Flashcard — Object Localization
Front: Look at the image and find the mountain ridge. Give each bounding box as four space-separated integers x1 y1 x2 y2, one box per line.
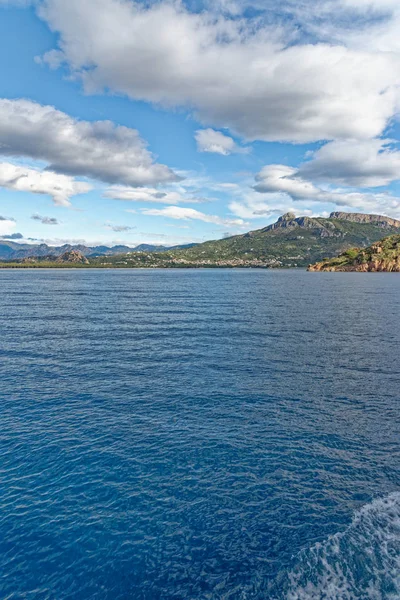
0 240 197 260
124 211 400 268
2 212 400 268
329 212 400 228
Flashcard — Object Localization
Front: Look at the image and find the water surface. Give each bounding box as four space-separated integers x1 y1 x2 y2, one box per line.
0 269 399 599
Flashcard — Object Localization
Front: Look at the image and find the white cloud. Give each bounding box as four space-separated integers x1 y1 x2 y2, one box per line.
142 205 246 226
36 0 400 143
299 139 400 187
229 195 298 220
34 49 65 69
0 162 91 206
195 129 247 155
254 165 319 198
104 186 206 204
253 163 400 217
313 0 400 54
0 216 16 237
0 98 179 186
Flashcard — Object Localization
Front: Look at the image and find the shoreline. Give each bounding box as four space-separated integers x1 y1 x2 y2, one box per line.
0 264 300 270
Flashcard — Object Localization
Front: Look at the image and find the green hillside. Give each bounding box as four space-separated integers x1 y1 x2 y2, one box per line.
309 235 400 272
2 212 400 269
89 212 400 268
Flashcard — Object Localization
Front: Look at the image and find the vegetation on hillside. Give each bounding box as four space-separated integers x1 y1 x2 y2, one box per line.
1 213 400 269
87 214 400 268
308 235 400 271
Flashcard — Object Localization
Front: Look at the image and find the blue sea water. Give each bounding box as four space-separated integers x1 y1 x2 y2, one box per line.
0 268 399 600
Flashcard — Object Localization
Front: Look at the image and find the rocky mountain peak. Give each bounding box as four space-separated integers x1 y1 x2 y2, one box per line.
59 250 89 264
278 212 296 222
330 212 400 228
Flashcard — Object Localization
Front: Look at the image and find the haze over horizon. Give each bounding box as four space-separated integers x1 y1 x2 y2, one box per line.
2 0 400 247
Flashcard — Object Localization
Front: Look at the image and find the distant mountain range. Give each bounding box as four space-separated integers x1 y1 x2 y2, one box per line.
0 240 197 260
2 212 400 268
105 211 399 269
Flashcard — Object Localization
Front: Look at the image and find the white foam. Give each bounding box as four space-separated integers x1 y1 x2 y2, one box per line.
286 493 400 600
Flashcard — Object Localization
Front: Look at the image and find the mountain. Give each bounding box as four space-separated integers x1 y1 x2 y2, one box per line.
21 250 90 265
329 212 400 228
0 240 196 260
57 250 90 264
2 212 400 269
106 211 399 269
308 235 400 272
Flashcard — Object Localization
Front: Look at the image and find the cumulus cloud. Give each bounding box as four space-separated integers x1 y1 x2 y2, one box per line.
104 186 206 204
195 129 248 155
299 139 400 187
0 98 180 186
31 214 59 225
254 165 319 198
253 163 400 217
0 162 91 206
34 49 65 69
36 0 400 143
229 194 301 220
142 206 245 226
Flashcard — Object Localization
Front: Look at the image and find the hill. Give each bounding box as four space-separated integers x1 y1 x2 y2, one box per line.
308 235 400 272
88 211 400 268
0 240 196 260
2 212 400 269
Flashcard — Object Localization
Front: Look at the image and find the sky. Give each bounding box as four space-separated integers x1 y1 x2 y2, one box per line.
2 0 400 247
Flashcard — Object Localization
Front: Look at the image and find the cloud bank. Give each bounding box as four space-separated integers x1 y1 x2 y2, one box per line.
0 162 91 206
299 139 400 188
253 163 400 217
38 0 400 143
142 206 245 226
104 186 207 204
0 98 180 187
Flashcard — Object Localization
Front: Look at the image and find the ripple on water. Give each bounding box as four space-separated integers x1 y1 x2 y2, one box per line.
0 269 399 599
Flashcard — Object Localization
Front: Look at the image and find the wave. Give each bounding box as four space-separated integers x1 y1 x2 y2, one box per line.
285 493 400 600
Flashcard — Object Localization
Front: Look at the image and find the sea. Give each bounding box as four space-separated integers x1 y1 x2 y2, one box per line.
0 268 399 600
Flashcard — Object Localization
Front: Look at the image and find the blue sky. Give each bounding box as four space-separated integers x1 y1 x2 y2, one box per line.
1 0 400 247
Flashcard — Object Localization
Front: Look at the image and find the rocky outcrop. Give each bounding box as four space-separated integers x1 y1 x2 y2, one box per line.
266 211 400 234
261 212 337 237
58 250 89 264
308 235 400 271
330 212 400 229
21 250 90 265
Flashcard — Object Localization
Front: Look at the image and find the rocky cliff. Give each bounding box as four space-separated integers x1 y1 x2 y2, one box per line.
261 212 337 237
21 250 90 265
58 250 89 264
329 212 400 229
132 211 400 268
308 235 400 272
